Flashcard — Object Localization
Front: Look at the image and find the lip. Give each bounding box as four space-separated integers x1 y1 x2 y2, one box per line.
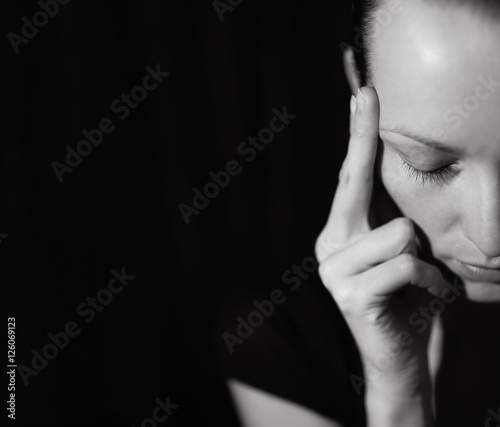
451 259 500 283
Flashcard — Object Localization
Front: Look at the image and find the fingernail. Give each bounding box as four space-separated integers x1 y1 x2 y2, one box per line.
357 87 367 107
350 95 357 115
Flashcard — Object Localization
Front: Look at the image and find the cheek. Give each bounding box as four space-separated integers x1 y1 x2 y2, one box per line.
378 146 456 242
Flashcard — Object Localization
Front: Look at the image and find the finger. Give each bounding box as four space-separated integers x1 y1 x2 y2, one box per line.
332 87 380 229
318 218 417 278
354 254 446 301
321 86 381 251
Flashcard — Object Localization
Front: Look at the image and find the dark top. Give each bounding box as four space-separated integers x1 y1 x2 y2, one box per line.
214 274 500 427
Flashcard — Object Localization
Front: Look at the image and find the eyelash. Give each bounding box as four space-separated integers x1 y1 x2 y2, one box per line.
399 160 457 185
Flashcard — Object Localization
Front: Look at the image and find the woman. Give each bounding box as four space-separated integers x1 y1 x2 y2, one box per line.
218 1 500 425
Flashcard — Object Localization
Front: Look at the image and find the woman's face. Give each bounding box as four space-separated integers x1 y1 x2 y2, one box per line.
370 1 500 301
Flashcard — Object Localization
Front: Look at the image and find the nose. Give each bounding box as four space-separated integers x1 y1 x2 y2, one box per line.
463 168 500 258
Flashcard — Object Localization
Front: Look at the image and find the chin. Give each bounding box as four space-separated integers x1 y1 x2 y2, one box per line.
461 280 500 303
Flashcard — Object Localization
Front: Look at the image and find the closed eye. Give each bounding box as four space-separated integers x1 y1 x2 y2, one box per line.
399 160 459 185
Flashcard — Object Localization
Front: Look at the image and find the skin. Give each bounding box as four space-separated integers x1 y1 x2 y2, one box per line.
231 2 500 426
317 87 439 427
371 1 500 301
316 1 500 425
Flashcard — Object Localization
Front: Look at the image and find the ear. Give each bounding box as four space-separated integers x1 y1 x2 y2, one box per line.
343 46 361 95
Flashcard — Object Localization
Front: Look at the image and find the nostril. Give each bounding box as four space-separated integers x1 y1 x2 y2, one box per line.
462 212 500 260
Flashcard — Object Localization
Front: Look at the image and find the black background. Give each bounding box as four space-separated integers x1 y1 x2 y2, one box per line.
2 1 352 425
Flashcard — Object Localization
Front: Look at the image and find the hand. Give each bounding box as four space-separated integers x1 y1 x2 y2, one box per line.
315 87 446 408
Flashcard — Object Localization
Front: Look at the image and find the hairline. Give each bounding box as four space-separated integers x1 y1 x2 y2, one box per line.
355 0 500 86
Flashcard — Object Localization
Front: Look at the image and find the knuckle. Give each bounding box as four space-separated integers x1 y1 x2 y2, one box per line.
332 284 356 312
318 260 336 283
314 237 324 261
392 217 415 247
316 232 345 262
314 244 322 262
315 235 333 262
397 253 418 274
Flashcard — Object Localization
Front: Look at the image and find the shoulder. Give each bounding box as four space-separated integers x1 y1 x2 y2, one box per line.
213 276 366 425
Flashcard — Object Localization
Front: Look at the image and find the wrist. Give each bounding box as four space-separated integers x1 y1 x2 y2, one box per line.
365 381 433 427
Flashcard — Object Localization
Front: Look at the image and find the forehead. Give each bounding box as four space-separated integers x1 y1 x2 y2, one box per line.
370 1 500 153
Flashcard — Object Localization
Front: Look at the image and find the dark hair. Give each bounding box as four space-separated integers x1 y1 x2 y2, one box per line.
351 0 377 86
352 0 377 86
351 0 500 86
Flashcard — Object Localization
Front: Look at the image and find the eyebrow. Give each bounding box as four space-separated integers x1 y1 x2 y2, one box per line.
379 127 457 154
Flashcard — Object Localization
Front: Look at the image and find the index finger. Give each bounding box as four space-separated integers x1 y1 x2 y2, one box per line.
317 86 380 259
